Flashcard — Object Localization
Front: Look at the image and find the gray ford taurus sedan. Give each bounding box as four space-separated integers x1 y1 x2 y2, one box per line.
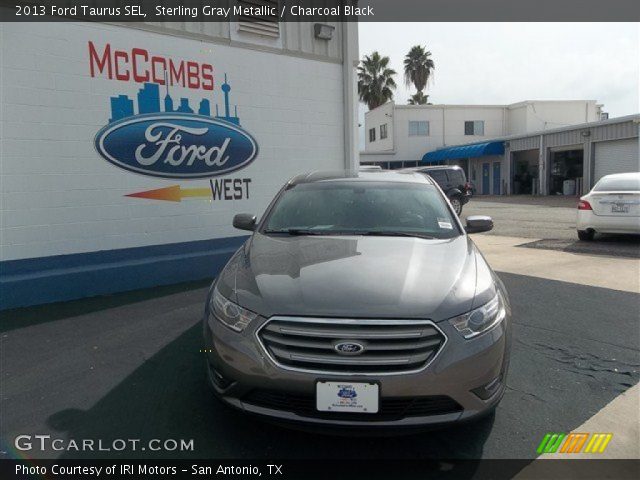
203 170 511 429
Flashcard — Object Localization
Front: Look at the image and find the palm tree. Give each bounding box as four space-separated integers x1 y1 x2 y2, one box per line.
357 52 397 110
407 91 430 105
403 45 434 102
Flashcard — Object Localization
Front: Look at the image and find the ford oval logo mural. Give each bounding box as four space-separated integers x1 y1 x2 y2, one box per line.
94 76 258 180
95 113 258 179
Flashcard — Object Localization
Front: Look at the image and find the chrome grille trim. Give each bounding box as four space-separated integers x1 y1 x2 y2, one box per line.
255 316 447 376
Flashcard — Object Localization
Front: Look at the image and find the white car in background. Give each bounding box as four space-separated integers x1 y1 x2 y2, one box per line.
577 172 640 241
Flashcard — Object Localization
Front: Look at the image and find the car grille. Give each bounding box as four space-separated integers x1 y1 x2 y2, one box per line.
243 390 462 421
257 317 446 374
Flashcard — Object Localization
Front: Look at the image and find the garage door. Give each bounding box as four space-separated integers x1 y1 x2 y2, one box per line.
594 138 639 183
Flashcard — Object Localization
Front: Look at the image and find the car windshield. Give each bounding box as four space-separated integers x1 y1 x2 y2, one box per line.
593 176 640 192
263 181 461 239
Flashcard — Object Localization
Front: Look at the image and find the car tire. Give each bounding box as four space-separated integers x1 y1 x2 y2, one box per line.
450 196 463 216
577 229 594 241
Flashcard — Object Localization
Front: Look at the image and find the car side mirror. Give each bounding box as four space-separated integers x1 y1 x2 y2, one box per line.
465 215 493 234
233 213 257 231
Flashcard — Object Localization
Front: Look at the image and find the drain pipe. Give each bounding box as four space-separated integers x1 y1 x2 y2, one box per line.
342 22 359 169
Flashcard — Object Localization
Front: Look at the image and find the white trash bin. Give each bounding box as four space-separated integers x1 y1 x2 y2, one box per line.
563 179 576 196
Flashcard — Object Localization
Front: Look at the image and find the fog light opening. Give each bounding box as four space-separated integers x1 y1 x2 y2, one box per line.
208 362 233 390
472 375 503 400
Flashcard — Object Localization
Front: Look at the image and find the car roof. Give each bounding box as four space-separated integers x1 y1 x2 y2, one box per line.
288 170 434 186
599 172 640 180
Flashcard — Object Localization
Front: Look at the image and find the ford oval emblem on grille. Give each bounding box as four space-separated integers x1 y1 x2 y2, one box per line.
334 341 365 355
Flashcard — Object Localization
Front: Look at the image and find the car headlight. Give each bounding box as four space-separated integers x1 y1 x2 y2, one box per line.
448 292 506 339
210 286 258 332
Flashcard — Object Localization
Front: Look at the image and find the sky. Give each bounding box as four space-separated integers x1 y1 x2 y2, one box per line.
358 22 639 146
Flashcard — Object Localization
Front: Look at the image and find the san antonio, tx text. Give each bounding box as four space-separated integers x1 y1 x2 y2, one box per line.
17 464 283 477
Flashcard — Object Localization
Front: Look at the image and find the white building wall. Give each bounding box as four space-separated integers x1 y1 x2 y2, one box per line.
364 102 393 152
439 106 505 147
522 101 600 133
132 19 346 63
506 105 528 135
0 21 350 262
393 107 446 160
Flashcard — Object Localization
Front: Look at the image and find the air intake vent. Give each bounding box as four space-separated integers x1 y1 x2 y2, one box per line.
237 0 280 38
257 317 446 374
243 390 462 421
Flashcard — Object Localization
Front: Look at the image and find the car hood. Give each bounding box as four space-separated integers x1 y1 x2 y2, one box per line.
219 233 495 322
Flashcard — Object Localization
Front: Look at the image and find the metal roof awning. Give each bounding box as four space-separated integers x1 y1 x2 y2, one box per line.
422 141 505 163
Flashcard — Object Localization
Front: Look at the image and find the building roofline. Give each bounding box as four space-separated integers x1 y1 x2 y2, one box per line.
434 114 640 148
393 100 600 110
506 99 599 108
364 101 395 115
393 104 506 109
497 113 639 142
364 99 602 115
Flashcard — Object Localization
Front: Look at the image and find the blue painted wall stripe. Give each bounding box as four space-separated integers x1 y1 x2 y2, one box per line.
0 236 249 310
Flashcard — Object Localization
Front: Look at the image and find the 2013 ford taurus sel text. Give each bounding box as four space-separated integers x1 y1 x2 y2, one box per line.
202 170 511 429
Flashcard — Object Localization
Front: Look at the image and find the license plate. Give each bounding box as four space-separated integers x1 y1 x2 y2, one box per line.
316 381 379 413
611 203 629 213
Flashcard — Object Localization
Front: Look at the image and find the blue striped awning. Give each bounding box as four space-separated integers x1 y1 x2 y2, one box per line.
422 141 505 163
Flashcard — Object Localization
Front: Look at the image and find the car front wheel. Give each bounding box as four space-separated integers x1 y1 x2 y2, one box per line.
450 196 463 215
577 229 594 241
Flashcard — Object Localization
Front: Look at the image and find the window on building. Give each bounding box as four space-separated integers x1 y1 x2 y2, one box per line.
409 121 429 136
380 124 388 139
237 0 280 37
369 128 376 142
465 121 485 136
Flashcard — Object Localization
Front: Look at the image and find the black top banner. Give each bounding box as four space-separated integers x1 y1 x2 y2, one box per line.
0 0 639 22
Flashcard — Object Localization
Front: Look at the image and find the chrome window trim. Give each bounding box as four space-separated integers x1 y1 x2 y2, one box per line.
255 316 448 376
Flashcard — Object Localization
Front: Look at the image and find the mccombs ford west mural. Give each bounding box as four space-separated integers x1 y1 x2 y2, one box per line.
92 41 257 201
1 21 350 309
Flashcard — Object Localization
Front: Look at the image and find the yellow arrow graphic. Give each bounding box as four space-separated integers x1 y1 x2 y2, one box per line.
125 185 212 202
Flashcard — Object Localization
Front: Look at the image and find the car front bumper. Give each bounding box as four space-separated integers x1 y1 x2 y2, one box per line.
202 312 511 429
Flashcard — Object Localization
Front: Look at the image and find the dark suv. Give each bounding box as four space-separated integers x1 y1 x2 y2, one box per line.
404 166 472 215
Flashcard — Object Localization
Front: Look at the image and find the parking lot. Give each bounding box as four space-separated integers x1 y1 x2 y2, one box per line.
2 198 639 461
464 195 580 240
465 196 640 259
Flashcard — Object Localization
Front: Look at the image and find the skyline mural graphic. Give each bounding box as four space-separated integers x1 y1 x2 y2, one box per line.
108 73 240 125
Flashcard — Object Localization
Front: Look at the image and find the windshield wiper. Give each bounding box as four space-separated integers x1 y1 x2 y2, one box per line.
264 228 328 235
359 231 437 240
264 229 437 239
